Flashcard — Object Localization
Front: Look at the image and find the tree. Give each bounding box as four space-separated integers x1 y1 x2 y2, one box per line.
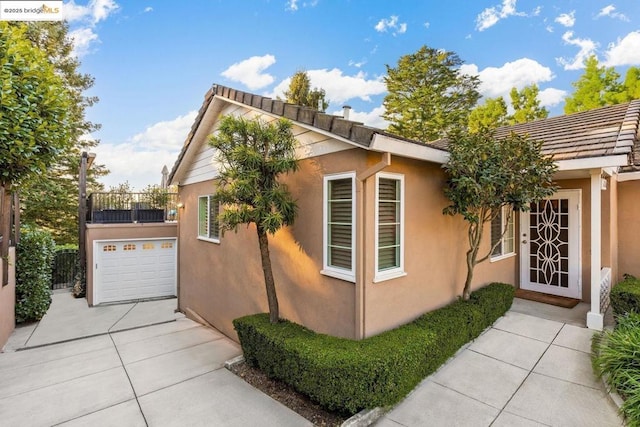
564 56 622 114
283 70 328 111
0 22 72 279
383 45 480 142
443 129 557 300
209 115 298 323
14 22 107 244
509 84 549 124
617 67 640 102
468 97 508 133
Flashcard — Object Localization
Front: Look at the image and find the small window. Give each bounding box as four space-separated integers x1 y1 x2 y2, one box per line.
322 173 356 282
375 173 405 281
142 243 155 250
123 244 136 251
198 195 220 242
491 206 515 259
103 245 116 252
161 242 173 249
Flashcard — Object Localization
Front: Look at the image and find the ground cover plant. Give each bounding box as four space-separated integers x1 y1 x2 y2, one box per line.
234 282 514 415
610 274 640 318
592 312 640 426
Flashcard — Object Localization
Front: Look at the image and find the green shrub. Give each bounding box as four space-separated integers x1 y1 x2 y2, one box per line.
15 227 56 323
611 275 640 318
234 282 514 414
592 313 640 426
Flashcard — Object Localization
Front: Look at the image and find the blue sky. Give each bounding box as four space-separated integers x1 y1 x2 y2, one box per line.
62 0 640 189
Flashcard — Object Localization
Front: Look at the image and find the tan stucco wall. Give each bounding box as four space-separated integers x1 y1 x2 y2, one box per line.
0 247 16 350
618 180 640 280
362 157 517 337
86 223 178 305
178 150 519 341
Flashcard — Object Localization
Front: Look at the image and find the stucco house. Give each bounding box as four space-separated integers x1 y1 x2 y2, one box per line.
169 84 640 341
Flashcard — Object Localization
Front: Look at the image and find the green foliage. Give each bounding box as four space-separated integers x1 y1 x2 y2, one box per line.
140 184 170 209
234 283 514 414
564 56 623 114
592 313 640 426
509 85 549 124
283 70 329 111
383 45 480 142
468 97 508 133
0 22 72 189
443 130 557 298
15 227 56 322
617 67 640 103
610 275 640 318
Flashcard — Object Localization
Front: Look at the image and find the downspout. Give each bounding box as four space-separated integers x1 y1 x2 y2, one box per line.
355 151 391 339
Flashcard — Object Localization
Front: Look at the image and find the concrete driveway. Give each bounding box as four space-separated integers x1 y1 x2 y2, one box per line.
0 317 310 426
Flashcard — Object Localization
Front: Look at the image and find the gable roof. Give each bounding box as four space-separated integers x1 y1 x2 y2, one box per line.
169 84 640 185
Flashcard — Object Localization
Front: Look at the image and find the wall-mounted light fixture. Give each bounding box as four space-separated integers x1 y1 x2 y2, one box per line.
177 202 184 209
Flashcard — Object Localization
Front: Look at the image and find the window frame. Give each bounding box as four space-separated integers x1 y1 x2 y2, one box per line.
374 172 406 282
490 205 516 262
197 195 220 244
321 172 356 282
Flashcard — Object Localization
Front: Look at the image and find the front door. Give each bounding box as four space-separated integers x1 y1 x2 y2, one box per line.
520 190 581 299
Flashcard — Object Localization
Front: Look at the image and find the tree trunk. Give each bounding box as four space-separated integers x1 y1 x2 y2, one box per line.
463 247 474 300
462 221 483 300
256 227 279 323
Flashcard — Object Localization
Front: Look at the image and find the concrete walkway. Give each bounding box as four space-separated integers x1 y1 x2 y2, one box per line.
376 309 623 427
0 317 311 426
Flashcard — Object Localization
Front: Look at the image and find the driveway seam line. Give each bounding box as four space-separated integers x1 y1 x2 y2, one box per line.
48 398 138 427
124 337 221 366
109 333 149 427
429 377 504 411
467 348 534 372
108 302 139 333
135 367 220 398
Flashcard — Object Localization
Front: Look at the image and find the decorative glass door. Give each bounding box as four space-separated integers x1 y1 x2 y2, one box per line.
520 190 581 299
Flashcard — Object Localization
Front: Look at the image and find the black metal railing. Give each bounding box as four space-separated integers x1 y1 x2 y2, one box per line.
51 249 79 290
87 192 179 224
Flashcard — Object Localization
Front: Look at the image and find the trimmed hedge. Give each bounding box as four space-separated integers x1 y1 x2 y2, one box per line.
234 282 514 414
16 228 56 323
611 275 640 318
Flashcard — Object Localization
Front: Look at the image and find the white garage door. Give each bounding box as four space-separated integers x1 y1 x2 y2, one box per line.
94 238 177 305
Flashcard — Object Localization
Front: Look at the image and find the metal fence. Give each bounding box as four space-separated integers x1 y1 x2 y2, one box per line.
51 249 79 290
87 192 179 223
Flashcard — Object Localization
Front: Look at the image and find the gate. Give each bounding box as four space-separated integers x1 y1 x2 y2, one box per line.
51 249 79 290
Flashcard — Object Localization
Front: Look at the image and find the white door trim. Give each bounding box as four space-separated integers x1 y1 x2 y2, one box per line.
519 189 582 299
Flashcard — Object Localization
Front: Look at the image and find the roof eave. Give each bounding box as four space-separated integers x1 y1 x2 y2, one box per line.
370 134 449 164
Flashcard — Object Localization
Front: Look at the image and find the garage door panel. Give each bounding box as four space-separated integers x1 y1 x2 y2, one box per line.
95 239 177 305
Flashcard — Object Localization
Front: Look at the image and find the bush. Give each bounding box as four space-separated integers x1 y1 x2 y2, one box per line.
592 313 640 426
234 282 514 414
15 227 56 323
611 275 640 318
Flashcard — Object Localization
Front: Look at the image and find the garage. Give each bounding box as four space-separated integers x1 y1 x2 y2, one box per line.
93 238 177 305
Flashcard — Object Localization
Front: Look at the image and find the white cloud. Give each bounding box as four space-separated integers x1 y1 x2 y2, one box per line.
348 59 366 68
286 0 298 11
603 31 640 66
538 88 567 108
69 27 99 57
221 54 276 90
143 6 153 13
96 111 198 190
476 0 521 31
596 4 629 21
556 31 598 70
331 105 389 129
424 21 430 29
460 58 554 99
268 69 386 104
375 15 407 36
555 11 575 28
91 0 118 23
62 0 90 21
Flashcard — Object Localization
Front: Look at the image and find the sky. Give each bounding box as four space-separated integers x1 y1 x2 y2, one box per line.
61 0 640 190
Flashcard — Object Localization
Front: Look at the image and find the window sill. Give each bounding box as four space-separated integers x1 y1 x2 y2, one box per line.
373 270 407 283
321 269 355 283
198 236 220 244
490 252 516 263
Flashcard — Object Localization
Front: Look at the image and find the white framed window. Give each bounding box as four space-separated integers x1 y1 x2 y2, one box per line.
322 173 356 282
491 206 515 260
374 172 406 282
198 195 220 243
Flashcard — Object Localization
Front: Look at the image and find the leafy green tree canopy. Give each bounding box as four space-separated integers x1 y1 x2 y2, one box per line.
564 55 622 114
383 45 480 142
509 84 549 124
283 70 329 111
443 129 557 299
209 115 299 323
468 97 508 133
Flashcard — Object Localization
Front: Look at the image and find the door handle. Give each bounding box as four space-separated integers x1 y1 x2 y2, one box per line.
522 240 527 244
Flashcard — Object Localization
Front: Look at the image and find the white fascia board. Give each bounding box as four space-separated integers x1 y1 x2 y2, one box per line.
555 155 629 171
617 171 640 181
370 134 449 164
